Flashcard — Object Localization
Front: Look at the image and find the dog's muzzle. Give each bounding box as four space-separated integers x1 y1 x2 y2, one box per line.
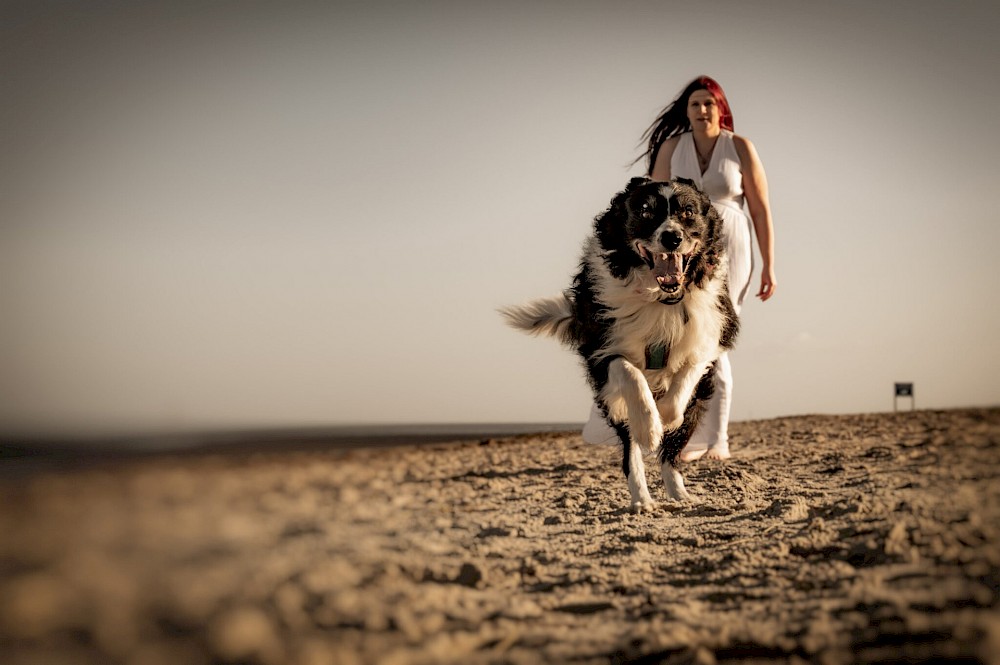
636 244 689 301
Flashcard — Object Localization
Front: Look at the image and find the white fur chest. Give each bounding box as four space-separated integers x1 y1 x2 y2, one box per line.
587 245 727 383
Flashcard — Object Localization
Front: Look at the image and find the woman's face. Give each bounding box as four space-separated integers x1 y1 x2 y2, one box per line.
687 89 720 131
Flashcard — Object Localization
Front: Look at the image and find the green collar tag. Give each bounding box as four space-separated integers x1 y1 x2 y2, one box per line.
646 342 667 370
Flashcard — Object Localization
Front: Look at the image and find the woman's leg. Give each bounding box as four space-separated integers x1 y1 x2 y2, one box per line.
703 352 733 459
679 352 732 461
681 212 750 462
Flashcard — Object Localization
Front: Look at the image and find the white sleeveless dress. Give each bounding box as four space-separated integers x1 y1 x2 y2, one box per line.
668 129 752 455
581 130 753 456
671 130 753 310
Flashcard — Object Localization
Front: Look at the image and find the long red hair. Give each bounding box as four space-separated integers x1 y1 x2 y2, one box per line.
639 76 735 175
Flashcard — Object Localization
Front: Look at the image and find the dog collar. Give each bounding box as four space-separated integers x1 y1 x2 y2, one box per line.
646 343 668 370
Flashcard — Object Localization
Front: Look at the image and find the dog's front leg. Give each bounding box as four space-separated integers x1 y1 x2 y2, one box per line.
660 461 693 502
604 421 656 513
600 358 660 513
601 358 663 454
658 361 712 431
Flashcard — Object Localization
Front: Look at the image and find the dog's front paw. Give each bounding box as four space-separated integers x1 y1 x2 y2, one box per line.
664 484 692 502
660 406 684 432
630 403 663 454
644 416 665 453
663 414 684 432
661 465 693 502
630 496 657 514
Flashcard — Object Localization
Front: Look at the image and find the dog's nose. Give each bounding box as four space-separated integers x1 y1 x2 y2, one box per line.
660 230 683 251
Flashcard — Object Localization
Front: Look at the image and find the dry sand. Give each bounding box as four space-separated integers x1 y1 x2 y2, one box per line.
1 407 999 664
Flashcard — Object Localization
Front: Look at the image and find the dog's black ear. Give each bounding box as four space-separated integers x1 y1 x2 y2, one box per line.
594 178 647 245
673 176 696 188
594 178 647 278
626 175 652 190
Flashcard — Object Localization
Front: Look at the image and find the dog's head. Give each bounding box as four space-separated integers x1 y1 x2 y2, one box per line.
595 177 723 304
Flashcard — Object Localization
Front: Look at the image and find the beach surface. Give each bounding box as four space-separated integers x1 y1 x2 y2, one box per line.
2 407 999 664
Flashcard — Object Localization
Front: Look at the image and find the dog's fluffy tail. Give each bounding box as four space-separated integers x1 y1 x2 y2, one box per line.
499 293 576 346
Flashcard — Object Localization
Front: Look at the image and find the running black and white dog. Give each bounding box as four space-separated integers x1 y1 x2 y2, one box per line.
502 177 738 512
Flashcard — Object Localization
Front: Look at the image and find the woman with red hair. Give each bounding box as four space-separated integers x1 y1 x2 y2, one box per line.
583 76 776 462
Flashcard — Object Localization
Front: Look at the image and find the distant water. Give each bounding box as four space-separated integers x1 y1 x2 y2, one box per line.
1 422 585 458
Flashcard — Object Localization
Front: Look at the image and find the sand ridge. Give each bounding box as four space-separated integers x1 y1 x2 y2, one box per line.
1 408 999 664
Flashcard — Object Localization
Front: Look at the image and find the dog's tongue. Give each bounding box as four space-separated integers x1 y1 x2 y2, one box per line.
653 252 685 287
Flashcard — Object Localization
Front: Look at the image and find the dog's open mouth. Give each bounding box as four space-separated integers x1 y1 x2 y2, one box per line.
636 244 689 295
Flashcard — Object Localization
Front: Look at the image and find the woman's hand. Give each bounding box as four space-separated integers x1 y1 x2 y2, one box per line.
757 267 776 301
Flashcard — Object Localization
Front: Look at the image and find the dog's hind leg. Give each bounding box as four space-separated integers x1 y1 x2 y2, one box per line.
613 422 657 513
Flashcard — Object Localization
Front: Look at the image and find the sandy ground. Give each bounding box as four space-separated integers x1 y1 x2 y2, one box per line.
1 407 999 665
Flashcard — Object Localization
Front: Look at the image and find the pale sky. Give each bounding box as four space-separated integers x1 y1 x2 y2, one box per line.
2 0 999 436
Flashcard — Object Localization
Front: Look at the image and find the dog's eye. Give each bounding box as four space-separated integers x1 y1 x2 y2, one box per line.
640 204 653 219
684 205 694 215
